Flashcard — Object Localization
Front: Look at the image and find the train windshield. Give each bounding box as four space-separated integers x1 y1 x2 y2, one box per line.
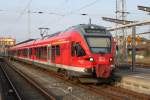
86 37 111 54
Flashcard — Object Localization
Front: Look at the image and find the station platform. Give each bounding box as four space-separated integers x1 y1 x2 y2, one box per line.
115 67 150 95
0 71 2 100
0 85 2 100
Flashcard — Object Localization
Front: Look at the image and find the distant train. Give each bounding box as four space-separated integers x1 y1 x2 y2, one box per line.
9 24 116 82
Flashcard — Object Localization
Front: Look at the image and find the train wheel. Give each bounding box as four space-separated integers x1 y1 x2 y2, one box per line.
64 71 70 80
72 77 80 83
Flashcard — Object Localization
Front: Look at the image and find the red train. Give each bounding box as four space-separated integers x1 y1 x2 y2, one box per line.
9 24 116 82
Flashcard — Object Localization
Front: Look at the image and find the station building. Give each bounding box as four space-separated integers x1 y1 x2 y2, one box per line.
0 37 16 56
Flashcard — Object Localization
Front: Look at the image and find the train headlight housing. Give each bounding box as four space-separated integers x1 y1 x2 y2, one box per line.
110 65 115 69
85 57 94 62
89 57 94 62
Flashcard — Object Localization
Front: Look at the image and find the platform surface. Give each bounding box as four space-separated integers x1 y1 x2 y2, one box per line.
115 67 150 95
0 87 1 100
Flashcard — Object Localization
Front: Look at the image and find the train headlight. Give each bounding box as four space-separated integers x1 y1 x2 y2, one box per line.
89 57 94 62
109 58 113 62
85 57 94 62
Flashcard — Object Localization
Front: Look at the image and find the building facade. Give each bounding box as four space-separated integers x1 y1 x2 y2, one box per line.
0 37 16 56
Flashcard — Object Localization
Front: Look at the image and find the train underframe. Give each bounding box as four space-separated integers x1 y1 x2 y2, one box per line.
11 56 116 83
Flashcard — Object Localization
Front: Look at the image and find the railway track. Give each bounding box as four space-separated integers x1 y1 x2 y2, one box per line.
134 62 150 68
11 60 150 100
0 58 57 100
0 60 21 100
119 62 150 69
88 85 150 100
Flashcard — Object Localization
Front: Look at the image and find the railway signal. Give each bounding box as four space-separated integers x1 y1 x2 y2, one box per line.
102 16 135 63
107 20 150 72
127 35 141 45
136 35 141 44
127 35 132 44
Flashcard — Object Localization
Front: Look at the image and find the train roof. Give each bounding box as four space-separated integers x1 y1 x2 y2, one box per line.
64 24 111 36
10 24 112 50
16 39 36 45
72 24 106 30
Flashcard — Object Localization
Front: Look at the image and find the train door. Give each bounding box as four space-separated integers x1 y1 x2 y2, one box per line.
51 45 55 63
47 45 51 63
51 45 62 64
55 45 61 64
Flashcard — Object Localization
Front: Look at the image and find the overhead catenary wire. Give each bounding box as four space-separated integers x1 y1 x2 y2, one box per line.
66 0 100 16
15 0 32 22
1 0 33 39
44 0 101 30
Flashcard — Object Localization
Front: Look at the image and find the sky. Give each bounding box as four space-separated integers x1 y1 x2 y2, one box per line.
0 0 149 42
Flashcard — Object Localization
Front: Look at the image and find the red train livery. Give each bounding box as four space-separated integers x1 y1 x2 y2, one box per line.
9 24 116 80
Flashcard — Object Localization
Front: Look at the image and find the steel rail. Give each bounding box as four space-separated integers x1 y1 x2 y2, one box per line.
40 64 150 100
105 85 150 99
5 60 57 100
0 63 22 100
119 62 150 68
10 59 150 100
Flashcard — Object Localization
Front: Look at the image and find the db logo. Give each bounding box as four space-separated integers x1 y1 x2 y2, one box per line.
99 57 105 62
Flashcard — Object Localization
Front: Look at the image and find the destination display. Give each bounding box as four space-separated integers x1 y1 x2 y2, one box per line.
85 29 106 34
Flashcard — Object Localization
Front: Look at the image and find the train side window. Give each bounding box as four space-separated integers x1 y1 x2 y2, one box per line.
52 46 55 54
42 46 47 60
36 48 40 59
29 48 32 55
47 46 51 60
22 49 27 57
51 46 56 62
19 50 21 56
74 43 86 57
56 45 60 56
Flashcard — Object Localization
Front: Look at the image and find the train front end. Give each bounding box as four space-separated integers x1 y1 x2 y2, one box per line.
86 36 115 78
82 25 116 79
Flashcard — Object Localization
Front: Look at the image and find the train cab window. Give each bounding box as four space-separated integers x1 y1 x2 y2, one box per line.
71 42 75 56
72 43 86 57
56 45 60 56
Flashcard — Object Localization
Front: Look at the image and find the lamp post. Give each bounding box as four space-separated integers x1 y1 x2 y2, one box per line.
27 9 31 39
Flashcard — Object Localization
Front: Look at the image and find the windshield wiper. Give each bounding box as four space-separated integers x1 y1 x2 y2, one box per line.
98 51 105 54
